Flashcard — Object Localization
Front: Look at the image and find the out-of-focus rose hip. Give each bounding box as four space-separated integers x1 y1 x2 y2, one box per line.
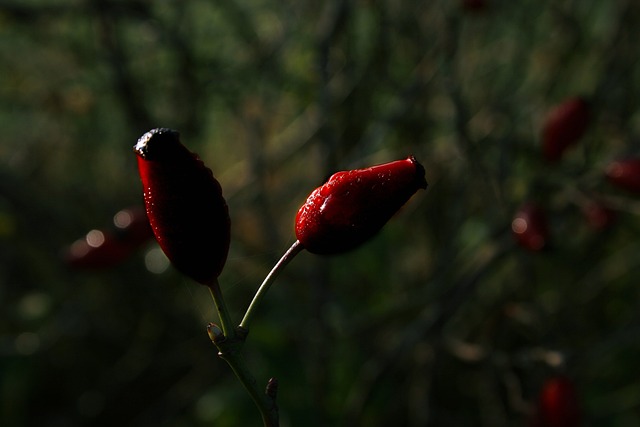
542 97 590 162
112 206 153 246
63 206 154 270
512 202 549 251
605 157 640 194
531 375 582 427
462 0 487 12
582 201 616 230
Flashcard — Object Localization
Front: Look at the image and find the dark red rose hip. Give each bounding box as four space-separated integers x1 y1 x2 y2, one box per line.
605 157 640 194
531 376 581 427
295 156 427 255
511 202 549 251
65 229 137 269
462 0 487 12
64 206 153 270
542 97 590 162
582 200 616 230
134 128 230 285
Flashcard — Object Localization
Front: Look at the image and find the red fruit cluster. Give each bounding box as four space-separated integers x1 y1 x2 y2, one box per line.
295 156 427 255
531 376 582 427
134 128 230 285
512 202 549 251
542 97 590 162
64 207 153 269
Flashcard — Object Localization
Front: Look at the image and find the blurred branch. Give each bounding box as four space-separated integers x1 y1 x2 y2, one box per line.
592 0 640 125
340 239 510 425
440 11 506 209
315 0 351 171
91 0 154 132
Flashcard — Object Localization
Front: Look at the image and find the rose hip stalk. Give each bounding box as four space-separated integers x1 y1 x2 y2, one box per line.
240 156 427 331
295 156 428 255
134 128 231 285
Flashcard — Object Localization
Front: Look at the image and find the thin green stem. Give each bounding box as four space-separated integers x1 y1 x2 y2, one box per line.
215 338 279 427
239 240 304 330
207 278 236 340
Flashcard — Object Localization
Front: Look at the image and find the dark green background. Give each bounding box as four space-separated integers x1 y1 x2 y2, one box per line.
1 0 640 425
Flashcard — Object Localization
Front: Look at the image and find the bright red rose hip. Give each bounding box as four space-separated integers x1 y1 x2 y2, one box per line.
134 128 230 285
295 156 427 255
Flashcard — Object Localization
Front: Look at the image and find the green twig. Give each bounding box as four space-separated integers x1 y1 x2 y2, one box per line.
239 240 304 330
206 241 303 427
207 278 236 340
208 325 279 427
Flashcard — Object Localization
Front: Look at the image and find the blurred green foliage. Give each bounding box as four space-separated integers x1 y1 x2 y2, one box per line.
2 0 640 426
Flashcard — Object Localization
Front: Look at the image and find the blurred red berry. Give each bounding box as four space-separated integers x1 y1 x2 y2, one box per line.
64 206 154 270
134 128 230 285
605 157 640 194
295 156 427 255
112 206 154 245
542 97 590 162
582 201 616 230
532 376 582 427
65 229 134 269
462 0 487 12
512 202 549 251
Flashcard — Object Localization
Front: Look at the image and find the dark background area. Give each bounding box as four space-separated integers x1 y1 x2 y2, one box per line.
1 0 640 425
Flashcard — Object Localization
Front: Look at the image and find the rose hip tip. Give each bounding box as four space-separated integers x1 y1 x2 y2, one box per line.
133 128 180 160
408 156 428 189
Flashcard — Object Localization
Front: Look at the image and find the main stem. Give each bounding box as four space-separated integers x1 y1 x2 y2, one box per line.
239 240 304 330
213 335 279 427
207 241 303 427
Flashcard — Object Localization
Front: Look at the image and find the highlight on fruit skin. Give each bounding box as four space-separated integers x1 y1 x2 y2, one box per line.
605 157 640 194
295 156 427 255
511 202 549 251
134 128 230 285
541 97 590 162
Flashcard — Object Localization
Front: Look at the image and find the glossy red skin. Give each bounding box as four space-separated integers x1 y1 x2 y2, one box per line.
134 128 230 285
531 376 581 427
605 158 640 194
295 156 427 255
542 97 590 162
512 202 549 251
